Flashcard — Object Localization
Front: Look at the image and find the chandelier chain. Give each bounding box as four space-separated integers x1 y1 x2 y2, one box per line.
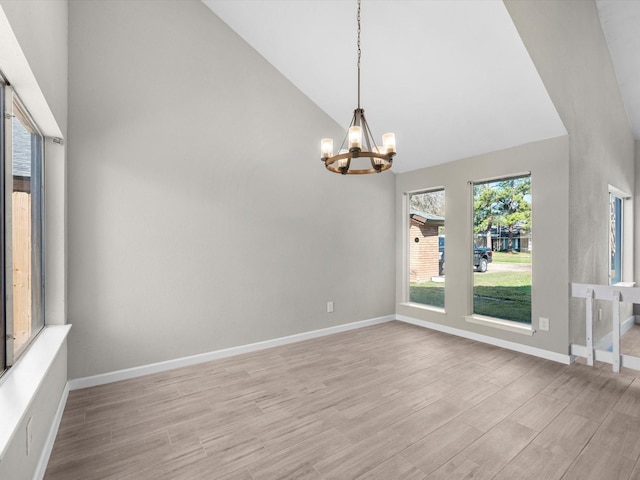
357 0 361 109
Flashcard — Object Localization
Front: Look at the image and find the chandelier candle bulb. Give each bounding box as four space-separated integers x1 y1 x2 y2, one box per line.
348 125 362 150
321 138 333 159
337 149 349 168
383 133 396 154
373 146 385 165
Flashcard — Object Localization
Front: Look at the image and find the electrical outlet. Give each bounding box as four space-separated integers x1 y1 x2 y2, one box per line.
327 301 334 313
26 417 33 456
539 317 549 332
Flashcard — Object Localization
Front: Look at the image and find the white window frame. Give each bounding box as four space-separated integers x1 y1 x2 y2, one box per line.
402 187 446 313
608 185 632 286
2 85 45 369
466 172 534 334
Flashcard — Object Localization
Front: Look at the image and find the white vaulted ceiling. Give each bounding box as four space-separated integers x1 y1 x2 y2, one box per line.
596 0 640 140
202 0 567 173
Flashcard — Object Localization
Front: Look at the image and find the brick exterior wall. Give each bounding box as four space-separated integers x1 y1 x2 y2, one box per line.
409 220 440 282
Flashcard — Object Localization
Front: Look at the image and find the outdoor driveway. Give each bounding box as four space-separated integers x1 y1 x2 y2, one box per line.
487 262 531 272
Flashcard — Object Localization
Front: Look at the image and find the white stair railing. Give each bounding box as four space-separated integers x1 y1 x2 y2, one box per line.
571 283 640 373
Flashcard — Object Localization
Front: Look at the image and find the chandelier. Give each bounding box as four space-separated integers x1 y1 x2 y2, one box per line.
320 0 396 175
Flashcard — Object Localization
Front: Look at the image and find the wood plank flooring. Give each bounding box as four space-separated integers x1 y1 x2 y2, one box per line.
622 323 640 358
45 321 640 480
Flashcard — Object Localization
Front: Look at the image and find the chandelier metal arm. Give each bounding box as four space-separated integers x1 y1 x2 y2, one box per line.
360 110 376 152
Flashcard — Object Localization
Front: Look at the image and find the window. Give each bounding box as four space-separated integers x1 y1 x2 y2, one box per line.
609 188 624 285
472 175 531 324
408 189 445 308
1 85 45 371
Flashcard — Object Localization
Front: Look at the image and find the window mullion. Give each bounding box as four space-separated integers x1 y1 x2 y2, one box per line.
0 82 4 372
3 86 13 367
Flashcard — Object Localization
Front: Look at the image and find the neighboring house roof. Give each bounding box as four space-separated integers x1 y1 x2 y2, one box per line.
410 210 445 227
490 224 529 237
12 117 32 178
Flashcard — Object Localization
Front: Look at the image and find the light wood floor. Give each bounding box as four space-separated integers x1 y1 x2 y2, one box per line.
45 321 640 480
622 323 640 358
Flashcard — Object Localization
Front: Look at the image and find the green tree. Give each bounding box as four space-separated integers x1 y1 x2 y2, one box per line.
410 190 445 217
474 177 531 252
474 184 500 248
410 190 445 235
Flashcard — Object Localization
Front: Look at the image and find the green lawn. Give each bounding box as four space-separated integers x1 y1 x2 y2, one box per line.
409 282 445 308
474 270 531 323
410 269 531 324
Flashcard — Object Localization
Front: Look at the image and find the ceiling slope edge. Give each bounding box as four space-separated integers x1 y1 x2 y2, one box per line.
202 0 566 173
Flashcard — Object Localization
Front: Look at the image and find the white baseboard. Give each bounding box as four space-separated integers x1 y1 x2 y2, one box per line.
396 315 572 364
571 344 640 372
622 354 640 371
69 315 395 390
570 344 611 363
33 382 69 480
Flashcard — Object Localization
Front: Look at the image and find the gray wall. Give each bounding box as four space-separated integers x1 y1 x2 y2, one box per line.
505 0 635 344
0 1 68 478
636 140 640 299
67 0 395 379
396 0 635 356
396 136 570 355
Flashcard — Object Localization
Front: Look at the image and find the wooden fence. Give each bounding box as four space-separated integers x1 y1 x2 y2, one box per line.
12 191 31 352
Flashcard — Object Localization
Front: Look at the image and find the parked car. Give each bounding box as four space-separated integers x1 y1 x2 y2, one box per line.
473 243 492 272
438 236 492 275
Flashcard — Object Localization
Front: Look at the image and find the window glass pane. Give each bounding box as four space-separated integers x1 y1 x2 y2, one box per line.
10 100 43 359
610 194 622 284
408 190 445 307
473 176 531 324
0 84 4 371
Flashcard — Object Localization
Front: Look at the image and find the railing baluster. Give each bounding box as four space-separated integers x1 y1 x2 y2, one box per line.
612 290 621 373
585 288 594 367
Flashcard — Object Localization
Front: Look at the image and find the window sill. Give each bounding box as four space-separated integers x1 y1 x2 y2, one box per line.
0 324 71 462
399 302 446 314
465 315 534 336
612 281 635 287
